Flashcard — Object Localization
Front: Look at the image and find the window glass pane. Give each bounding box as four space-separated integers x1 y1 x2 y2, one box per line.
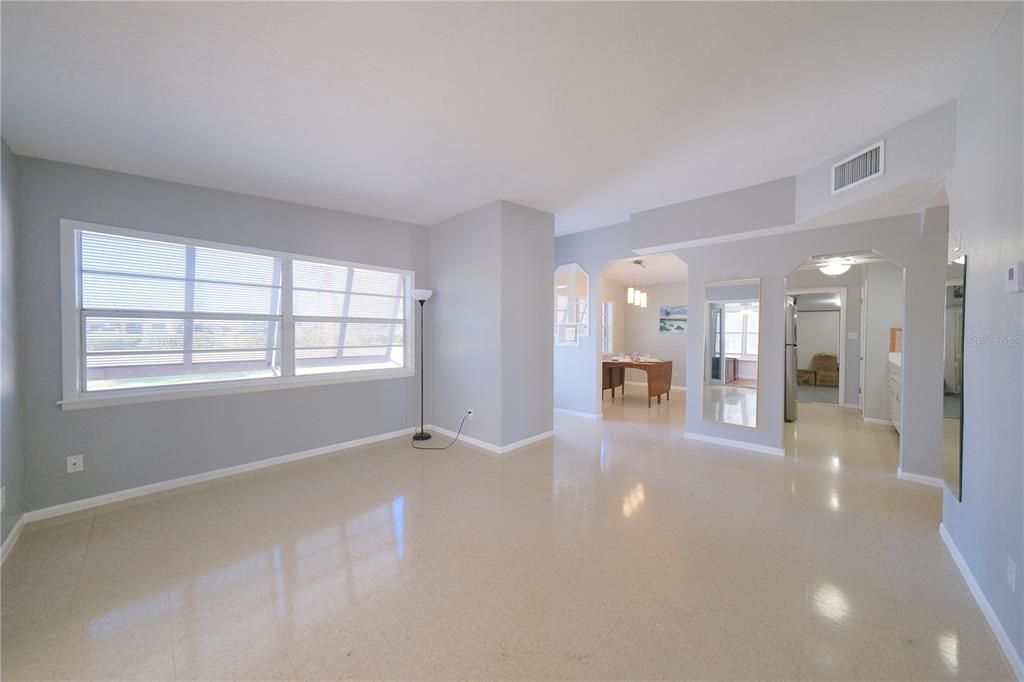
295 321 403 349
192 320 280 351
350 268 404 296
84 318 280 392
193 281 281 316
85 317 185 353
724 312 743 333
293 261 350 291
82 272 186 312
724 332 742 354
746 333 759 355
293 291 402 319
746 311 759 332
194 246 277 286
81 231 186 278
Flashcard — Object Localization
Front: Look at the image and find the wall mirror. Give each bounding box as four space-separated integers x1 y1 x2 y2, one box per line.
703 278 760 428
554 263 590 345
943 256 965 500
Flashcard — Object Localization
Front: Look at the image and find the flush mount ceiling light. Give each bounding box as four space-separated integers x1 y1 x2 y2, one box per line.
819 257 852 276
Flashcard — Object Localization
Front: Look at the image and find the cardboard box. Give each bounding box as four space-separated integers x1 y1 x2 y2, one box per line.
797 369 816 386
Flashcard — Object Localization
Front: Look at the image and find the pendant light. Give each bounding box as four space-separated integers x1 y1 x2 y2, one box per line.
629 260 647 307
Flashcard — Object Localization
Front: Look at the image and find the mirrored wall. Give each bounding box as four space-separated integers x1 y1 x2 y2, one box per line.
943 257 965 500
703 278 760 428
554 263 589 345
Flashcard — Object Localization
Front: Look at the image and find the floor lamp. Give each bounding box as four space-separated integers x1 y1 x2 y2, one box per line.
412 288 433 441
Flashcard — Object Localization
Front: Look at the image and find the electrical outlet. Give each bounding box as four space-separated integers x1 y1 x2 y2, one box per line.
466 409 474 420
1009 557 1017 592
66 454 84 474
672 370 679 378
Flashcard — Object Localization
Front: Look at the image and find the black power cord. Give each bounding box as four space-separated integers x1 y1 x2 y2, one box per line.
411 412 471 450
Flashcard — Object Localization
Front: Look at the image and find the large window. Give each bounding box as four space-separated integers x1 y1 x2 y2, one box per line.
723 305 758 357
61 220 413 407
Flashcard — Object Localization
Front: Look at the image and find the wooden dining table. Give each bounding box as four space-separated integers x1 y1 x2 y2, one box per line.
602 359 673 407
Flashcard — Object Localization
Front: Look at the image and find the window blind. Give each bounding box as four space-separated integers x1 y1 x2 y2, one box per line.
292 260 405 376
79 231 282 391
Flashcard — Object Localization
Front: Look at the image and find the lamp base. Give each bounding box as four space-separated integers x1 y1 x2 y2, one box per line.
412 431 432 441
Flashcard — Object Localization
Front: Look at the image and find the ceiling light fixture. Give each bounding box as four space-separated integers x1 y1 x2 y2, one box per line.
819 257 852 277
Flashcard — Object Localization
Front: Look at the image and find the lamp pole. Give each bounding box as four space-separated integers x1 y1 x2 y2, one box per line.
413 293 431 441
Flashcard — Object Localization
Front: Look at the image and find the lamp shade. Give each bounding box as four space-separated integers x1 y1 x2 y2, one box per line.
412 288 434 302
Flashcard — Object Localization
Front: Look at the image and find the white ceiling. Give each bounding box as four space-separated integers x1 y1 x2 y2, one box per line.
603 254 687 287
1 2 1004 234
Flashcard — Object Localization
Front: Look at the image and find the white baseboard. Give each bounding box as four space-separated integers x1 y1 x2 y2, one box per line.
896 467 944 488
623 381 686 391
554 408 603 420
841 402 862 410
940 523 1024 680
22 426 418 525
1 514 27 565
683 431 785 457
863 416 892 426
425 424 554 455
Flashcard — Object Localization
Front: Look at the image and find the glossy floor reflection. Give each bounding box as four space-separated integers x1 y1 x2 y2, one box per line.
785 401 901 473
3 396 1012 680
702 383 757 428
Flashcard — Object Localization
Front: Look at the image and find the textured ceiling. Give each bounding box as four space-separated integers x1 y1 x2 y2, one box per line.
1 2 1005 234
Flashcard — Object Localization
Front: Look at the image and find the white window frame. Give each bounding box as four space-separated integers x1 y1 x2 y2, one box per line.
59 218 415 410
723 306 758 360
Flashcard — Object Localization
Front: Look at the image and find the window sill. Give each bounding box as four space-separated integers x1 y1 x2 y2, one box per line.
58 368 416 411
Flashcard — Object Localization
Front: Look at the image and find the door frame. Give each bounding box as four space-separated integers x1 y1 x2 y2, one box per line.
786 287 847 406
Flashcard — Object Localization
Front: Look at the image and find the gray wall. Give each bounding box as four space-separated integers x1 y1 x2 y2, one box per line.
15 157 429 510
498 201 554 445
428 200 554 447
863 261 904 421
1 140 25 542
943 3 1023 663
427 202 503 444
795 101 956 223
676 212 946 476
622 281 687 387
554 223 633 416
786 265 863 407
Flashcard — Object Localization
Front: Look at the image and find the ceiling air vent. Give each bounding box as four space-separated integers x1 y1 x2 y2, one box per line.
831 140 884 195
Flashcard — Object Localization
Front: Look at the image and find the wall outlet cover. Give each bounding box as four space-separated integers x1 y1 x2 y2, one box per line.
67 454 84 474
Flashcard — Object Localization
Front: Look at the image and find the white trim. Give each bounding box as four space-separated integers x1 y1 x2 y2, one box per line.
896 468 943 488
683 431 785 457
58 368 415 410
425 424 555 455
863 416 892 425
830 139 885 195
1 514 27 565
840 402 862 409
554 408 603 420
59 218 417 409
940 523 1024 681
21 427 417 524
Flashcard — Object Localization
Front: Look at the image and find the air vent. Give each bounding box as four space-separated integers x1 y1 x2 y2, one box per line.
831 141 884 194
